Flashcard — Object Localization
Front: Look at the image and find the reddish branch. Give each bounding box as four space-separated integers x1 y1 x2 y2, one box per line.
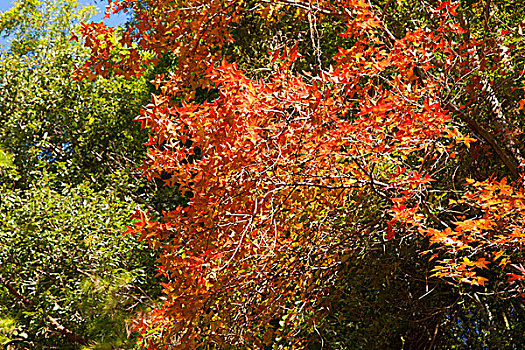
0 275 33 307
445 102 520 179
0 275 89 345
375 0 520 179
46 316 89 345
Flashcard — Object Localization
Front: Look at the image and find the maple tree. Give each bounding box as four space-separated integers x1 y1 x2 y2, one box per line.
76 0 525 348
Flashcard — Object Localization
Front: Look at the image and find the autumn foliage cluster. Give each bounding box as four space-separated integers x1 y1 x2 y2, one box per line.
75 0 525 348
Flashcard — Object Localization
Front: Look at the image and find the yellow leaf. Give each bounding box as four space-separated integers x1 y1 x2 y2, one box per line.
476 277 488 286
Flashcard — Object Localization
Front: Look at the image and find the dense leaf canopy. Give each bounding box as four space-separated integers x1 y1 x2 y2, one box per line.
72 0 525 348
0 1 161 348
2 0 525 348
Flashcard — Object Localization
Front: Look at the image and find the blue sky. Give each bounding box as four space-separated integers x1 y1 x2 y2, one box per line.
0 0 129 48
80 0 129 27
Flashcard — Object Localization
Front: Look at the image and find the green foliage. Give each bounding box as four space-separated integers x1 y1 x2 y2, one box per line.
225 1 348 77
0 43 149 191
0 317 17 344
0 0 95 55
0 178 160 348
308 236 525 349
0 1 163 348
2 0 524 348
0 0 185 213
0 148 14 168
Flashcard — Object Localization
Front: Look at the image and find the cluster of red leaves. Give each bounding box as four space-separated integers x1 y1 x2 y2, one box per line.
124 1 473 348
73 0 242 92
76 0 525 348
426 177 525 289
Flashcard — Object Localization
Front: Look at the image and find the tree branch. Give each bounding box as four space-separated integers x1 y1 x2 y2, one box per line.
444 102 519 179
46 316 89 345
0 275 89 345
0 275 33 307
376 5 520 179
